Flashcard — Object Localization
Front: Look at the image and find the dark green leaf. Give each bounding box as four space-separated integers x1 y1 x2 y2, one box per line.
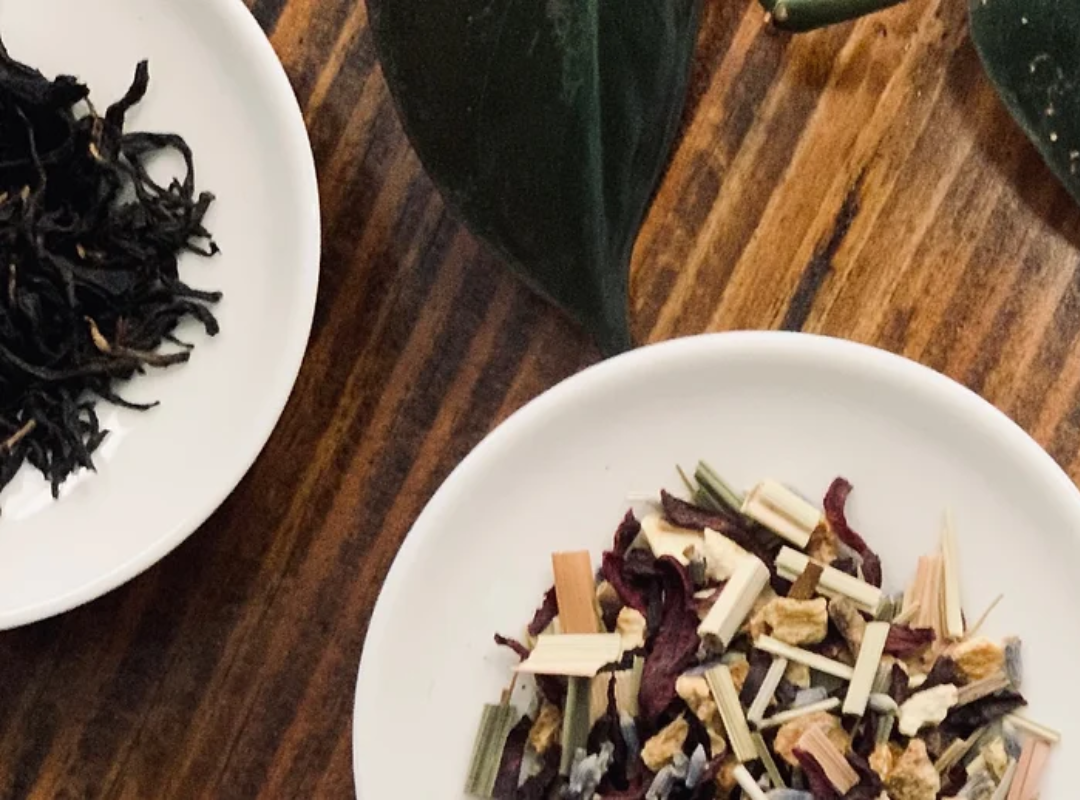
368 0 704 353
970 0 1080 203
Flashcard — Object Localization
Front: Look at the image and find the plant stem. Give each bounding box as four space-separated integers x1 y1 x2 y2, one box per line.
761 0 906 32
695 461 744 512
560 676 592 775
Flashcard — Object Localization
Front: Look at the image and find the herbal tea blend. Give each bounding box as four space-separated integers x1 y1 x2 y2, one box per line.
468 465 1058 799
0 38 219 499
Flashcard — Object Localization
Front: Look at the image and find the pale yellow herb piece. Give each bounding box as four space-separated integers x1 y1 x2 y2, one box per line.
885 739 940 800
941 514 964 639
706 664 757 763
776 547 882 614
843 621 889 717
528 701 562 755
675 673 726 755
761 597 829 646
741 480 820 548
755 635 854 680
828 596 867 654
758 698 842 730
1005 713 1062 745
516 633 623 677
952 637 1005 682
732 764 769 800
784 660 811 688
897 684 959 737
753 732 786 789
702 527 750 581
698 555 770 647
615 607 646 650
640 514 701 565
640 714 689 772
747 657 789 725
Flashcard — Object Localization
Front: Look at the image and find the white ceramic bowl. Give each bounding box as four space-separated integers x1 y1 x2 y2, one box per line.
0 0 319 628
353 332 1079 797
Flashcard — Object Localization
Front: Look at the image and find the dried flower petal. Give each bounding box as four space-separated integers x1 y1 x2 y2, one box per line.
661 490 777 566
613 510 642 556
527 587 559 638
492 715 531 798
601 551 650 616
943 690 1026 738
883 625 935 659
639 557 699 724
823 478 883 587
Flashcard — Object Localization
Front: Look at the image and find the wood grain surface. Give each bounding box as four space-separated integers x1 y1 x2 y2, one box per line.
2 0 1079 797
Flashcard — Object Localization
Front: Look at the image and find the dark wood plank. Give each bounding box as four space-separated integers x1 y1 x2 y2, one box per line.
2 0 1080 796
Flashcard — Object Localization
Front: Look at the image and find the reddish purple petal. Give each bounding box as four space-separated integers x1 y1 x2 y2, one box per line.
613 510 642 556
639 557 699 725
883 625 935 658
526 586 559 638
823 478 882 587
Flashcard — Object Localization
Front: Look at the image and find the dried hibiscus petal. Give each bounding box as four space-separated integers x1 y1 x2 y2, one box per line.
613 510 642 556
526 587 559 638
639 557 699 726
846 751 883 796
492 715 531 799
887 662 911 704
923 656 964 690
883 625 935 659
589 676 630 791
494 633 530 661
602 552 649 615
944 690 1027 738
660 490 777 566
823 478 882 587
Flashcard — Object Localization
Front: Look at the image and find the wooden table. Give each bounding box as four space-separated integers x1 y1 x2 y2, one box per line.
3 0 1079 796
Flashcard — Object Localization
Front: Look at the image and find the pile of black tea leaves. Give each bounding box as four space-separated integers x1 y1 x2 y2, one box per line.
0 36 220 502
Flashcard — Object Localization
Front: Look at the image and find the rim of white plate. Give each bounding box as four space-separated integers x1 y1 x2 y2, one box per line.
0 2 321 629
352 330 1080 793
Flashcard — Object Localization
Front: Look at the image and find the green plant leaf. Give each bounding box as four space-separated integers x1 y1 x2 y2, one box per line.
369 0 704 353
970 0 1080 203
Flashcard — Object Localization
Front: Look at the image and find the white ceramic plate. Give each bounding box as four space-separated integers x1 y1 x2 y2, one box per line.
354 332 1080 797
0 1 319 627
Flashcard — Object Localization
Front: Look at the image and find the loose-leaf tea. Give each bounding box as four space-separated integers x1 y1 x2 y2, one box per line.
0 39 219 500
468 467 1059 798
970 0 1080 204
369 0 704 353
